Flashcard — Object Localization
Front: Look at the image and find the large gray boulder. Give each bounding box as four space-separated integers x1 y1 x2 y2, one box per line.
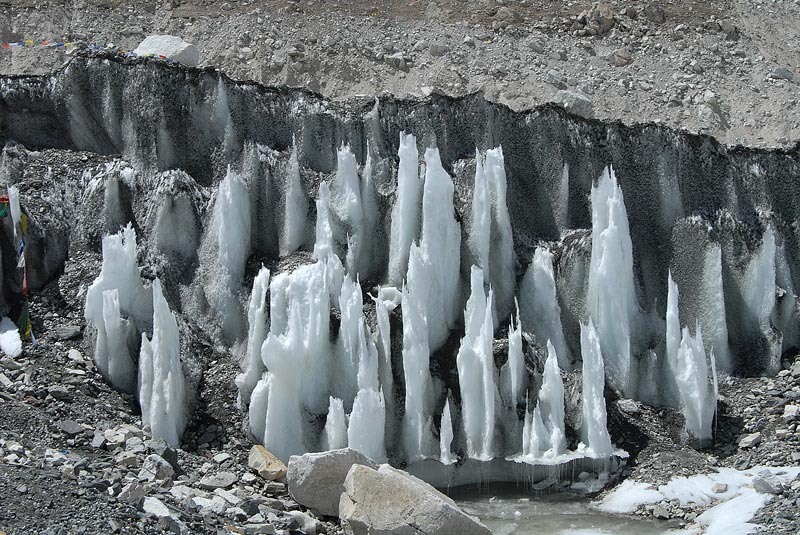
339 464 491 535
287 448 377 517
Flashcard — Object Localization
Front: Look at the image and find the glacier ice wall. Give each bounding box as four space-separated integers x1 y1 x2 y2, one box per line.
4 56 800 468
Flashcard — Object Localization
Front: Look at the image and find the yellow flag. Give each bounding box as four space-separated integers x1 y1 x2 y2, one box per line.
20 212 28 233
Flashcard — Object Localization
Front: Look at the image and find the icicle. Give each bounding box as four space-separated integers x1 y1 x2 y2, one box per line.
519 246 570 370
579 320 613 458
404 147 462 351
359 146 381 279
280 141 308 256
456 266 497 461
330 145 364 275
323 397 348 450
539 341 567 456
698 245 732 374
388 133 421 286
470 149 491 274
743 226 780 374
503 300 527 408
586 166 637 396
202 166 251 341
235 266 270 406
313 182 334 260
138 279 187 448
333 274 364 405
439 398 456 465
84 224 152 393
667 274 716 445
483 147 515 321
348 388 386 461
468 148 515 323
401 278 433 463
500 301 526 456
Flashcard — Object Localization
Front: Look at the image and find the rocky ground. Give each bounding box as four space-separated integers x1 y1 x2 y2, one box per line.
0 0 798 148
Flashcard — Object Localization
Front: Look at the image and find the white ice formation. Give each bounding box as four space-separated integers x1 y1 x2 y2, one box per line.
84 224 152 394
456 266 498 460
138 279 187 448
387 132 421 286
666 272 717 444
698 244 732 374
519 246 570 370
743 226 780 374
586 166 638 397
468 148 515 322
522 341 567 459
579 320 614 458
235 265 270 406
439 398 456 465
404 147 462 351
201 166 251 341
279 142 308 257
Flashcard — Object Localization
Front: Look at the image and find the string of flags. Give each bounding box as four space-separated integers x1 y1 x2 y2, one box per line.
0 190 36 345
0 39 177 62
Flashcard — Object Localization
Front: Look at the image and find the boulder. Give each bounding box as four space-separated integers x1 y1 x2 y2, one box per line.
287 448 377 517
554 90 594 119
248 445 287 480
133 35 199 66
339 464 491 535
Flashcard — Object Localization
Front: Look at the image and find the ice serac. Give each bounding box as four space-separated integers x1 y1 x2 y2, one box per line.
699 245 732 374
374 297 396 446
401 280 433 463
519 246 570 370
439 398 456 465
579 320 614 458
500 302 527 453
84 224 152 394
138 279 187 448
253 259 334 461
457 266 498 461
323 397 348 451
235 266 270 406
334 273 363 405
200 166 251 342
280 142 309 257
347 303 387 461
405 147 462 351
523 341 567 459
468 148 515 323
666 273 717 446
358 146 381 279
330 145 365 275
587 166 637 396
313 182 334 260
743 226 780 374
387 133 421 286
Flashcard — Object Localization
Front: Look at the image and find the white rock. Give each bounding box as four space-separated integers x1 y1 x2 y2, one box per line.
133 35 199 66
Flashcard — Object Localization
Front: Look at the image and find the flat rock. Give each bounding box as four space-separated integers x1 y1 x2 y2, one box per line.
288 448 377 517
738 432 762 449
554 90 594 119
59 419 85 436
249 445 287 481
54 324 82 340
198 471 239 490
753 470 784 494
340 464 491 535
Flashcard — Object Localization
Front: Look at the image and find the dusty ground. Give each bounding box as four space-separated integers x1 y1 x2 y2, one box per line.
0 0 798 148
